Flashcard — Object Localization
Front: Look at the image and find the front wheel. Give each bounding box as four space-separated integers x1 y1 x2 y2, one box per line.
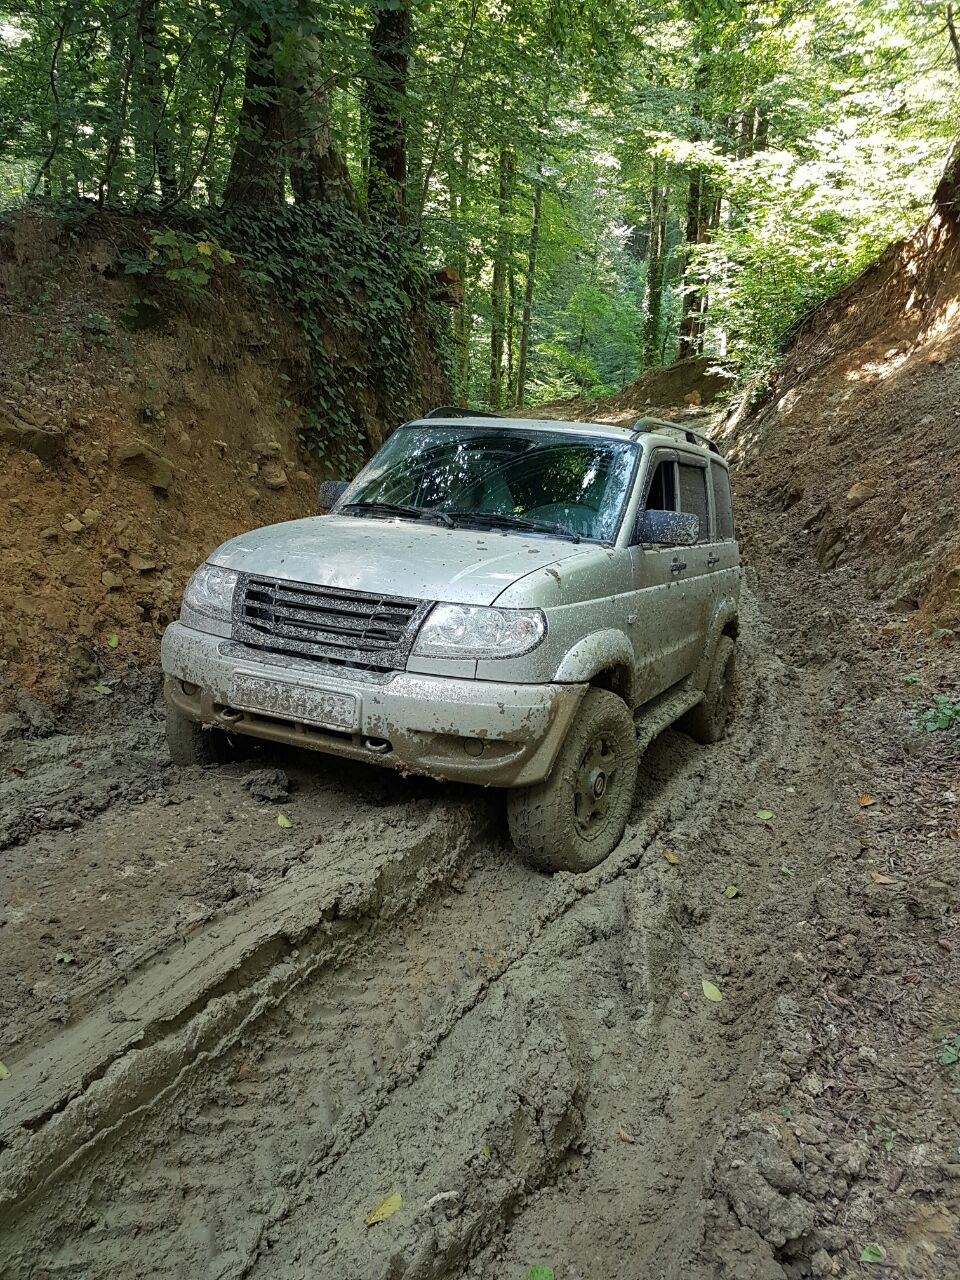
507 688 638 874
166 704 248 765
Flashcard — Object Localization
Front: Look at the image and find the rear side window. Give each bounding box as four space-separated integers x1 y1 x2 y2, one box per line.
711 464 735 540
678 463 709 540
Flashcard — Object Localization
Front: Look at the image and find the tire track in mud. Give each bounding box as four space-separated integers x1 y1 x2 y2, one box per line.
3 587 849 1279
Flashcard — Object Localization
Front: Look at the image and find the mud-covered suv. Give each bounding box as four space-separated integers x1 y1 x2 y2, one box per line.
162 410 741 872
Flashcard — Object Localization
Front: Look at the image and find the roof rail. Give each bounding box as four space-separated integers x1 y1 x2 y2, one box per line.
629 416 722 456
421 405 501 420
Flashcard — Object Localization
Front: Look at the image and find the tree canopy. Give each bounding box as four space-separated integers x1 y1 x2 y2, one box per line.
1 0 958 410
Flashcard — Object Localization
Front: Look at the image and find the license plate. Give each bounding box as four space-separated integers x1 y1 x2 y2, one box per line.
232 674 358 731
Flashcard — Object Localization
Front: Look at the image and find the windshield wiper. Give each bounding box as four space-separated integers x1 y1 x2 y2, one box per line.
449 510 581 543
340 501 453 527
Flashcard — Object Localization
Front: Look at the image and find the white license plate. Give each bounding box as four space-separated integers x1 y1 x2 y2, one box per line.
232 674 358 731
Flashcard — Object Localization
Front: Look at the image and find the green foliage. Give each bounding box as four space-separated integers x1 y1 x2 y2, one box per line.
0 0 958 439
121 229 236 293
202 205 444 472
918 695 960 734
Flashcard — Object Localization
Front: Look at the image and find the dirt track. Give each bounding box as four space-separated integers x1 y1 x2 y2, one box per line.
0 581 850 1278
1 535 957 1278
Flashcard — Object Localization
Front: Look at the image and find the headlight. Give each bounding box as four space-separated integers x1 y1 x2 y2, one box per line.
181 563 239 623
413 604 546 659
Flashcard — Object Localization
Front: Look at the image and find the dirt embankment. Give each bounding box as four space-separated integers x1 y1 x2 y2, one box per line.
721 208 960 639
0 209 445 704
533 354 734 426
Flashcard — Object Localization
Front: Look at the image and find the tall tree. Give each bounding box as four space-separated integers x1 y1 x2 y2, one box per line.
515 172 543 408
643 154 669 365
365 0 411 220
223 22 285 206
488 145 514 408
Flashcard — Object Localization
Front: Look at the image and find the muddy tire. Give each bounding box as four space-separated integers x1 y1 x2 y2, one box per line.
507 688 638 874
166 705 247 766
682 636 736 745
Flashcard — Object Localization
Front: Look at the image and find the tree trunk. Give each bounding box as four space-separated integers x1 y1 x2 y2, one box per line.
516 175 542 408
449 137 471 403
754 109 769 152
506 262 517 404
286 37 357 207
736 107 755 160
223 23 286 206
140 0 177 202
365 0 411 221
934 139 960 219
677 167 706 358
643 156 668 366
99 4 140 207
488 146 514 409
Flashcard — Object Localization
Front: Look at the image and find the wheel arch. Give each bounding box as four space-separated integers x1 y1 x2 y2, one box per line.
553 629 637 707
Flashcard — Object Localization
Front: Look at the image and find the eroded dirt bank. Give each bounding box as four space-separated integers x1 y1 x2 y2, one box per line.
4 542 955 1279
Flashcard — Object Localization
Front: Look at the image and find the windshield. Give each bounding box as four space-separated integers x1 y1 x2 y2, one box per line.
339 426 638 542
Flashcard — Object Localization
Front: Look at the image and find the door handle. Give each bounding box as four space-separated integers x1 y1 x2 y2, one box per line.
707 553 721 567
670 559 687 574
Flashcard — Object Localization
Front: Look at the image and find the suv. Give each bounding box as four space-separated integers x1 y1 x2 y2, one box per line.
162 411 740 872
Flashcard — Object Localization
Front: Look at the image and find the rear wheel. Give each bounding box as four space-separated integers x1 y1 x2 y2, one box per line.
681 636 736 745
507 688 638 874
166 704 248 765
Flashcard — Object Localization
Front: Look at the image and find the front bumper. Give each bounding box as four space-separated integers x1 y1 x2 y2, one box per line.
161 622 586 787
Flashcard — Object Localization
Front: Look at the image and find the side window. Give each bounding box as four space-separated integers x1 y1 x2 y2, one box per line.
678 462 709 541
711 463 735 540
645 460 676 511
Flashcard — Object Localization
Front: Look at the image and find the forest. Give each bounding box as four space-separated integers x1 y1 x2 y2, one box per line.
1 0 959 416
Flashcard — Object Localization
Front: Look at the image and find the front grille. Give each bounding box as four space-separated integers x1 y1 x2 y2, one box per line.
233 574 429 671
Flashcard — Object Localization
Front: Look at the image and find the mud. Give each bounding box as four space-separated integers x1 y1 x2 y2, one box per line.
0 583 847 1277
2 552 957 1278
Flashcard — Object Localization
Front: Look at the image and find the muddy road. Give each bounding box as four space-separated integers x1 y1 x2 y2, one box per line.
1 564 956 1280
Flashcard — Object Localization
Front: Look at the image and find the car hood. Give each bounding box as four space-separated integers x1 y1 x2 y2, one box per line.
209 514 591 606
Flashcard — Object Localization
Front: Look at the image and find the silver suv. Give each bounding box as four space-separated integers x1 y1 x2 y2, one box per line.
162 411 741 872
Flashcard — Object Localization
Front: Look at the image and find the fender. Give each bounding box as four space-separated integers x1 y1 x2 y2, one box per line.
553 629 636 703
692 598 741 691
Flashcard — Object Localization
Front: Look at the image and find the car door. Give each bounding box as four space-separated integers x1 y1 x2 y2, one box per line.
706 457 740 618
674 452 715 667
628 449 696 701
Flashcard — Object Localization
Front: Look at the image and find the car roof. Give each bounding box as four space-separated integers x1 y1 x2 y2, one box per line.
404 414 724 458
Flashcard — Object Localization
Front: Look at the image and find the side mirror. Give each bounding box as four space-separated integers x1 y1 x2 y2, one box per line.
317 480 349 511
635 509 699 546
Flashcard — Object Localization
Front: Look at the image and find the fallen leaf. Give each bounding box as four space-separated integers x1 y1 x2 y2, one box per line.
755 809 774 822
701 979 723 1003
93 683 113 695
858 793 877 808
108 633 119 649
618 1126 635 1144
870 872 896 885
0 1062 9 1080
859 1242 886 1264
277 813 292 829
365 1191 402 1226
723 885 739 899
481 1142 491 1161
527 1269 556 1280
55 951 76 965
662 850 681 865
